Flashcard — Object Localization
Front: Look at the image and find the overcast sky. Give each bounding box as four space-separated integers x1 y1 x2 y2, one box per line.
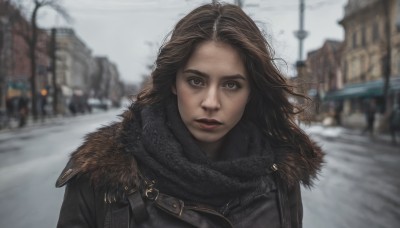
36 0 348 84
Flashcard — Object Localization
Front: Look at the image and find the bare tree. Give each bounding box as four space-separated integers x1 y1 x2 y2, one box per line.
12 0 70 120
382 0 391 114
29 0 70 120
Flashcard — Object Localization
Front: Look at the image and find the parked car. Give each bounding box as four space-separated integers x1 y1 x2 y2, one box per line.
88 98 111 111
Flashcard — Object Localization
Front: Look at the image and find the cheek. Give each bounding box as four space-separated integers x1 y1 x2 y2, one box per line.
228 95 249 121
237 90 250 106
175 84 191 103
237 102 248 119
175 86 194 118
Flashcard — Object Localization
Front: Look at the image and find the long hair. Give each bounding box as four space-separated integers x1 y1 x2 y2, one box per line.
135 3 316 154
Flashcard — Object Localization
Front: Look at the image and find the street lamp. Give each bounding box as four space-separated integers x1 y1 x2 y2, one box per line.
50 28 58 115
0 16 10 111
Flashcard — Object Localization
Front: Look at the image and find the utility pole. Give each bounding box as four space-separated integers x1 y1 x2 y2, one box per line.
51 28 58 115
29 2 41 121
0 17 9 112
293 0 309 122
294 0 309 88
294 0 308 62
383 0 391 113
234 0 243 8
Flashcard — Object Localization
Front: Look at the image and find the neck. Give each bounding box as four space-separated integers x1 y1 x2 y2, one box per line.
196 139 225 161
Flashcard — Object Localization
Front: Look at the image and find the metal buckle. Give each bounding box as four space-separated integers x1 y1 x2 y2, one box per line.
145 188 159 201
271 163 278 172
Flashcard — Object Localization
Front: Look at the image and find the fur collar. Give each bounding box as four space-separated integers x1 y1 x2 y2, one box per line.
56 108 324 196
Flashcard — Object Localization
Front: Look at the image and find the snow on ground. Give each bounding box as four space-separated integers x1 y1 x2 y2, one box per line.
301 124 345 138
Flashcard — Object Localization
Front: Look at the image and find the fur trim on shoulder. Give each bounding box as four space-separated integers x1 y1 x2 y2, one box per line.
68 111 140 200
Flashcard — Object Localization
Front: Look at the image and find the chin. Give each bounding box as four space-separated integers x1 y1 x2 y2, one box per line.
193 133 224 144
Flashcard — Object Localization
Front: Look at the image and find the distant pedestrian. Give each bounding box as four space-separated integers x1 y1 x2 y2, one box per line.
18 95 29 128
334 101 343 126
389 104 400 144
363 99 376 136
6 97 13 118
40 93 48 118
5 96 18 119
68 95 79 115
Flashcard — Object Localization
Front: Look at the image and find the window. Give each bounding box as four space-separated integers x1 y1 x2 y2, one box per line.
396 0 400 32
361 26 366 47
352 31 357 48
360 56 366 81
371 54 379 77
0 31 3 49
372 22 379 42
351 58 359 81
396 52 400 74
344 60 348 83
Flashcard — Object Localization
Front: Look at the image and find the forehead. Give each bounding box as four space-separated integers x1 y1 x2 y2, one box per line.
182 41 247 77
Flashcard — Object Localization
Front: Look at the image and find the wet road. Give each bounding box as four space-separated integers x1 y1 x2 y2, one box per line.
302 129 400 228
0 110 399 228
0 110 122 228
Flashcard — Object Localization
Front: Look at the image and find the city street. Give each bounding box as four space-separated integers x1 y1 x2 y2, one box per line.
302 126 400 228
0 109 399 228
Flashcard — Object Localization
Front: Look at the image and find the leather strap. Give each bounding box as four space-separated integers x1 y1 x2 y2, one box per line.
106 190 149 228
127 190 149 223
110 205 130 228
154 193 233 228
274 173 289 228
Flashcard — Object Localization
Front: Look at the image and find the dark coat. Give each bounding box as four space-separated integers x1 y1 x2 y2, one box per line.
56 110 324 228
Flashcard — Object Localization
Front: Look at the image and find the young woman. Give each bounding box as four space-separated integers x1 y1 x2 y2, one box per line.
56 3 323 228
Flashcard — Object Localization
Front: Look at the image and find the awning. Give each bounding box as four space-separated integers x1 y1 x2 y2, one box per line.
324 77 400 101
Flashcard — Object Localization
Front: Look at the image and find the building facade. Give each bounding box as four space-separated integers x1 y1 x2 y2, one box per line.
0 0 50 115
53 28 95 114
306 40 343 117
55 28 93 94
53 29 126 114
326 0 400 130
92 57 124 107
1 1 126 118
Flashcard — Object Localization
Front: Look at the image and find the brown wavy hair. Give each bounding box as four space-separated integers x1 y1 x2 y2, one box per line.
134 3 317 154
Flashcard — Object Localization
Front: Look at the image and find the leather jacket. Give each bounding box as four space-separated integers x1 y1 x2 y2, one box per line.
56 161 302 228
55 110 322 228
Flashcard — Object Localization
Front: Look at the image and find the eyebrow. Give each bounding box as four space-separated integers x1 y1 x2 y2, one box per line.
182 69 247 81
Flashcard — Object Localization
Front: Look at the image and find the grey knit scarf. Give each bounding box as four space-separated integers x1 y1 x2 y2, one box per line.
129 99 276 207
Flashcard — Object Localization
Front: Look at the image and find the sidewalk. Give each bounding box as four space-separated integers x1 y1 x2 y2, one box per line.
0 108 122 134
0 114 68 133
302 123 397 147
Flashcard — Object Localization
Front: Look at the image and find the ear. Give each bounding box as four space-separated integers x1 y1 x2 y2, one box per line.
171 83 177 95
247 91 251 103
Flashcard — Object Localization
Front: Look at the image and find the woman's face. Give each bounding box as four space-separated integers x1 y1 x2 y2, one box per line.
173 41 250 147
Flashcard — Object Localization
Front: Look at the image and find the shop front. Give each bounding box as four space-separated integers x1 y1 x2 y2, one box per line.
323 77 400 130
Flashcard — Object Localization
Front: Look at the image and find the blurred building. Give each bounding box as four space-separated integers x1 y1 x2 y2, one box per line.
0 0 50 114
322 0 400 130
306 40 344 119
303 0 400 129
1 1 126 117
53 28 95 114
55 28 102 113
53 29 126 114
92 57 124 107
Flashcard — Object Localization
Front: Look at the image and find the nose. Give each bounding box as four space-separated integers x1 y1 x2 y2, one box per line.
201 87 221 111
